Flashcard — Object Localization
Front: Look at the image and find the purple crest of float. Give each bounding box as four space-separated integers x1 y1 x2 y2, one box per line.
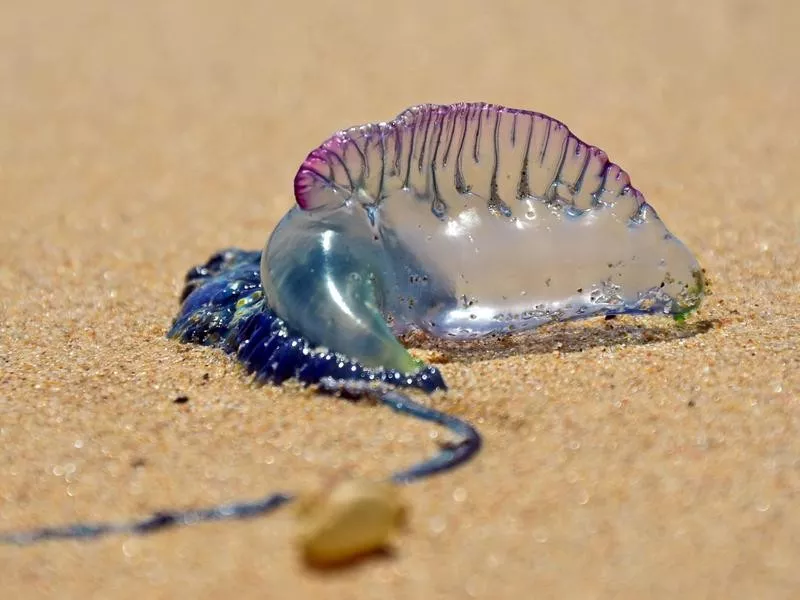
293 102 644 216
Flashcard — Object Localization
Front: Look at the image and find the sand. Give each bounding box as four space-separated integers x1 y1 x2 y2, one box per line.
1 1 798 598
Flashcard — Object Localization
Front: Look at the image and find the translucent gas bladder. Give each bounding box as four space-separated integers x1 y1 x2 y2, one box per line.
262 103 705 372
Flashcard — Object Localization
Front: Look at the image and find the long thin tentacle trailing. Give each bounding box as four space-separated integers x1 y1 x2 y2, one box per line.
0 494 296 545
0 382 480 545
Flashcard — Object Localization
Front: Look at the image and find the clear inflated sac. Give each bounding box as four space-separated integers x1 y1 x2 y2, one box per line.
262 103 705 373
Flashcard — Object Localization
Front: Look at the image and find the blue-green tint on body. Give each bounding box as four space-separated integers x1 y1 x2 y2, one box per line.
168 248 445 392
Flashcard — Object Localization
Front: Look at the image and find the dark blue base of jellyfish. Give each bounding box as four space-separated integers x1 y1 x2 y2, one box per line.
167 248 446 393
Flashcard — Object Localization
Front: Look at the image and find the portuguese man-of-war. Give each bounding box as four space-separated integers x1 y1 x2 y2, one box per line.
1 103 705 546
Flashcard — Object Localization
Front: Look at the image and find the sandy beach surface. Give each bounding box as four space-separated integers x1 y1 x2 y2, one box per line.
1 1 799 598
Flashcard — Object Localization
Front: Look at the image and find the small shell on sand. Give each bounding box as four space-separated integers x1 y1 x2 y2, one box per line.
295 479 407 567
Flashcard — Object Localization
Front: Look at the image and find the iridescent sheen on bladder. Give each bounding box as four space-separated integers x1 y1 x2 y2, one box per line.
262 103 705 374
